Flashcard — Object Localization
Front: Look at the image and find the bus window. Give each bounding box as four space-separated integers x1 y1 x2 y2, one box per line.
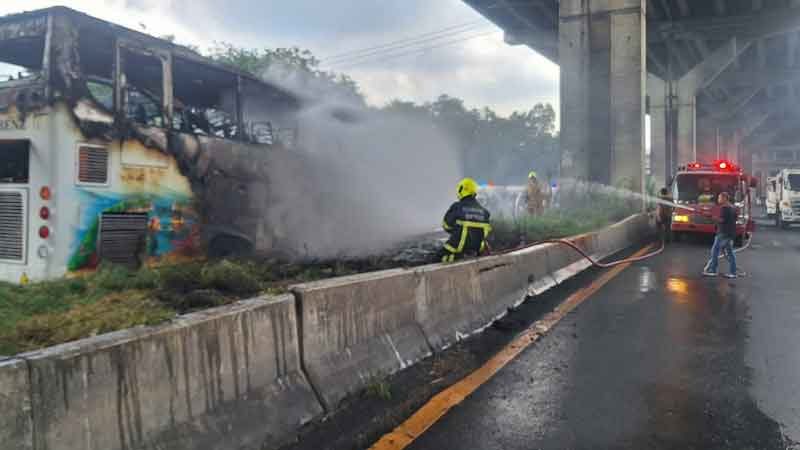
86 79 114 111
0 141 30 184
240 78 300 146
0 33 45 85
121 48 164 127
172 57 238 138
79 29 115 111
787 174 800 191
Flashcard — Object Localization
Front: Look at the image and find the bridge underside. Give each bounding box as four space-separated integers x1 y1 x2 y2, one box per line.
464 0 800 188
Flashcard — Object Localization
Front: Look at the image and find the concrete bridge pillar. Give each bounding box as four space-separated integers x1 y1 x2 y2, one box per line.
648 74 668 189
675 87 697 166
559 0 646 193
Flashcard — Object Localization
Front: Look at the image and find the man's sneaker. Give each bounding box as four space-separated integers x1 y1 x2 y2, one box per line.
703 270 718 277
723 273 737 279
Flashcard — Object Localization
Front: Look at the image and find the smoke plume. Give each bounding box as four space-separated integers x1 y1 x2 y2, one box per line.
257 68 462 259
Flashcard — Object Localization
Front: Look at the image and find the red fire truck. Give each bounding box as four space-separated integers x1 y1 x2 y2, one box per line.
670 160 756 245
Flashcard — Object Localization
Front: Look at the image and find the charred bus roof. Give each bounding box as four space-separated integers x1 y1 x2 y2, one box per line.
2 6 303 148
2 7 262 85
0 6 300 104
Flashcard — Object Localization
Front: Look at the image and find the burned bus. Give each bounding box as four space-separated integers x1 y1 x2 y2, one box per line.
0 7 301 283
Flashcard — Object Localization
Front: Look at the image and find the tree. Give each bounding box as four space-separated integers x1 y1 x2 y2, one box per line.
377 95 558 184
206 43 365 105
383 99 432 118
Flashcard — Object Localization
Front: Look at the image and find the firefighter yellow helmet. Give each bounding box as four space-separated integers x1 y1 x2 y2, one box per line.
528 171 538 179
457 178 479 200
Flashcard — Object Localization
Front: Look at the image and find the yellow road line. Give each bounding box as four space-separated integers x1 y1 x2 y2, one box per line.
369 244 655 450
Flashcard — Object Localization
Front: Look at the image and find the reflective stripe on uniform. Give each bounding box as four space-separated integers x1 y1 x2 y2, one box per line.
450 220 492 253
442 220 453 231
456 220 492 233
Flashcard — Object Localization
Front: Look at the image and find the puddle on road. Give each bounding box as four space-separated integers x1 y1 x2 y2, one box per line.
639 266 655 293
666 277 690 296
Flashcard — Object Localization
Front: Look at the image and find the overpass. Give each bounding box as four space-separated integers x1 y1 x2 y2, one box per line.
463 0 800 189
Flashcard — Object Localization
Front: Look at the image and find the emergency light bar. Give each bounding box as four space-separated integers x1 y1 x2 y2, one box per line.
679 160 740 173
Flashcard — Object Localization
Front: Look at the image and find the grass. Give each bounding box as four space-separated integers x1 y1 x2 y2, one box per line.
489 189 639 249
0 259 374 356
7 291 173 353
365 377 393 401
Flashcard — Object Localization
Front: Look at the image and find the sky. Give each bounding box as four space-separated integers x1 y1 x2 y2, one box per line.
1 0 559 118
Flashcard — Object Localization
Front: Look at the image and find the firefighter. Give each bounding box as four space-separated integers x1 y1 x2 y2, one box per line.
698 178 714 203
441 178 492 263
656 187 674 242
526 171 544 215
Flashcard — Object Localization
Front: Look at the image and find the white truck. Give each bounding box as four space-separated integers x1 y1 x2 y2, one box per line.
766 176 779 218
770 169 800 229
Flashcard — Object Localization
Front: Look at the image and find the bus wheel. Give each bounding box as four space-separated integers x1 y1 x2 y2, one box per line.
209 235 253 258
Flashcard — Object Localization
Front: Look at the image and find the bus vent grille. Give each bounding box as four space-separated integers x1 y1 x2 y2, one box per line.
98 213 148 268
0 190 25 262
78 146 109 184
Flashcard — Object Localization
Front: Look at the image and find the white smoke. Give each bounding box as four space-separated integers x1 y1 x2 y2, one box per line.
254 70 462 259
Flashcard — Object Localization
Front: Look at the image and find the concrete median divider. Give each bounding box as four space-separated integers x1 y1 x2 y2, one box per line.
291 269 432 410
0 358 33 450
17 295 322 450
417 256 508 351
512 244 559 296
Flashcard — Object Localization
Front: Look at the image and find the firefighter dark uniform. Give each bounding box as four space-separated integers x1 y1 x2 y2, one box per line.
441 178 492 262
657 187 674 242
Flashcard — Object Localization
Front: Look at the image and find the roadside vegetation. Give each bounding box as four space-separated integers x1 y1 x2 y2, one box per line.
0 259 380 355
489 185 641 249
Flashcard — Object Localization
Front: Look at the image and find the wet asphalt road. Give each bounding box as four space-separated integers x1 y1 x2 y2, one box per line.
408 223 800 450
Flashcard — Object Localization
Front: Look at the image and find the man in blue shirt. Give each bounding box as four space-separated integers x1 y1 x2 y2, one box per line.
703 192 738 278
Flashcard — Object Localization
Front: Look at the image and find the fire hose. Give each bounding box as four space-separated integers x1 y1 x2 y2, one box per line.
532 238 666 268
488 216 754 269
490 235 666 268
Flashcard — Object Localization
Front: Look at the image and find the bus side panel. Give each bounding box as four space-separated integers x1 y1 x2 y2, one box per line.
61 121 201 274
0 103 53 284
0 100 203 283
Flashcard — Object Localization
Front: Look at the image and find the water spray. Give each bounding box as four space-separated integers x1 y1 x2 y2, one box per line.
477 177 755 269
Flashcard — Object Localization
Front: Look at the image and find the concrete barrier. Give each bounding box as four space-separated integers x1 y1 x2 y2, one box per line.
418 258 498 351
512 244 559 296
0 358 33 450
292 270 432 410
19 295 322 450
